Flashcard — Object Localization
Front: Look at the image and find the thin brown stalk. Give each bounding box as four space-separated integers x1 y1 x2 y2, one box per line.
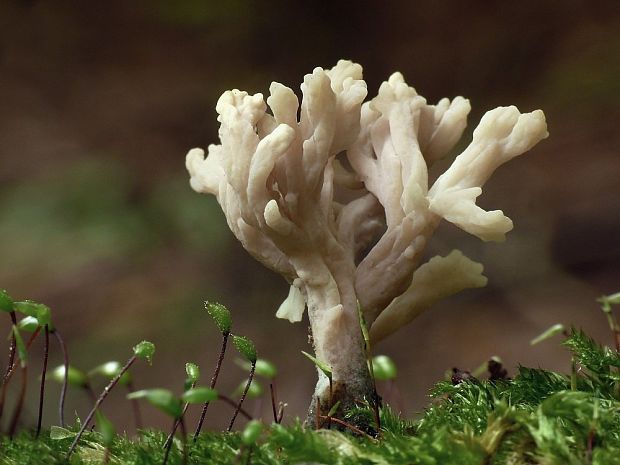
52 329 69 427
0 311 18 422
1 325 39 424
194 331 229 440
35 325 50 437
179 417 188 465
67 355 136 458
269 382 278 423
162 418 176 465
8 365 28 438
227 361 256 431
165 380 196 450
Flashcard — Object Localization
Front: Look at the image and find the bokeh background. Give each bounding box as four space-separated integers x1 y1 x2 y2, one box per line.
1 0 619 432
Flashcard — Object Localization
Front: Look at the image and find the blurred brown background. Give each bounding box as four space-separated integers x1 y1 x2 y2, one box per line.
1 0 619 432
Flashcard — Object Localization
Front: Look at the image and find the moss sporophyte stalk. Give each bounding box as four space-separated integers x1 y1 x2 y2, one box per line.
186 59 548 425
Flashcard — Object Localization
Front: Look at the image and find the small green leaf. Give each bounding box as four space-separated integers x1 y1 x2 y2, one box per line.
185 363 200 383
234 378 263 399
12 325 27 368
599 292 620 306
327 400 341 417
181 387 218 404
50 425 76 440
236 358 277 379
241 420 263 446
531 324 566 345
232 335 257 363
205 301 232 334
133 340 155 364
13 300 52 327
51 364 88 387
89 361 132 386
0 290 14 313
95 411 116 446
301 351 332 379
372 355 398 381
17 316 40 333
127 389 182 418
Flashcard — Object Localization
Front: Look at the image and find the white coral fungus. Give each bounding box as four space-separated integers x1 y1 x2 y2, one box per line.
186 60 548 414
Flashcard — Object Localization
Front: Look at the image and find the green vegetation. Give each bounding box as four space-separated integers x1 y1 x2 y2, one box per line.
1 293 619 464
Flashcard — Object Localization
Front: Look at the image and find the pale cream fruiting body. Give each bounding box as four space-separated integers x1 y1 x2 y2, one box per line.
186 60 548 415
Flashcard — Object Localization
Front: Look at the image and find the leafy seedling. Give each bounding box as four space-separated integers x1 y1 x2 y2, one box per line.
228 335 257 431
194 301 232 440
67 340 155 458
